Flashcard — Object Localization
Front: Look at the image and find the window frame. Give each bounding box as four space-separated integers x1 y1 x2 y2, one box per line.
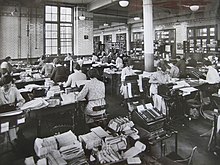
44 4 74 56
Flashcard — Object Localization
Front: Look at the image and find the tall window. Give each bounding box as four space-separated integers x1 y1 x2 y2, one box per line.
45 5 73 55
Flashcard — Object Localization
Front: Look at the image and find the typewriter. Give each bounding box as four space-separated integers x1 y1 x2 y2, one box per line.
131 103 166 133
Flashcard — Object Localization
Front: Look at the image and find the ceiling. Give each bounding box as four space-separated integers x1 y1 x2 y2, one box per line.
0 0 219 29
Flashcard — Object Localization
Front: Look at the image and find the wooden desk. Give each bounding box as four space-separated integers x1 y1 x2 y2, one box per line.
15 78 45 89
27 101 86 137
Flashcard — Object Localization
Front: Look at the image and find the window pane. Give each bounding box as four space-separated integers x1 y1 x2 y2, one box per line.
60 33 72 38
52 24 57 31
52 39 57 47
52 47 57 54
52 32 57 38
61 15 71 22
51 6 58 14
67 47 72 53
45 14 51 21
45 24 51 31
46 47 51 54
61 7 71 14
51 14 57 21
45 6 52 13
45 32 51 38
210 28 215 36
46 40 51 46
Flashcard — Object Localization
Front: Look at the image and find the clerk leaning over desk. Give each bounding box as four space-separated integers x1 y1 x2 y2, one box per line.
76 68 106 123
120 60 136 99
0 75 25 141
149 64 171 115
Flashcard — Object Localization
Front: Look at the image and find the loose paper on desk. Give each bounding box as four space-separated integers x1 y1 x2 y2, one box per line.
127 157 141 164
124 141 146 158
24 156 35 165
179 87 198 96
138 75 143 92
1 122 9 133
127 83 132 98
172 81 190 89
61 92 76 104
91 126 109 138
17 117 25 125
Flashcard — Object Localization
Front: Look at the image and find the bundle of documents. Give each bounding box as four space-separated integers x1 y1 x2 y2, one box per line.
47 150 67 165
108 117 134 132
60 142 88 165
96 145 123 164
104 135 127 151
78 131 102 150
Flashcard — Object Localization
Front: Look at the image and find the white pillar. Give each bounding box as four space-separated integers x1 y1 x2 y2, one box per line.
143 0 154 71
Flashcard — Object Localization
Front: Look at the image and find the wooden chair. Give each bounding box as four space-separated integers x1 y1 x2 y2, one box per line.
161 146 197 165
86 104 108 127
199 91 219 137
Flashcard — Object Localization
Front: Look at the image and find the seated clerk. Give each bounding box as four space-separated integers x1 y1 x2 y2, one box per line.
115 54 124 70
64 53 73 61
91 53 98 63
149 64 171 115
121 60 135 84
167 61 180 78
175 56 186 78
63 63 87 88
0 75 25 142
1 56 13 75
40 57 54 77
76 68 106 122
203 60 220 84
50 58 68 84
186 55 197 67
0 74 25 107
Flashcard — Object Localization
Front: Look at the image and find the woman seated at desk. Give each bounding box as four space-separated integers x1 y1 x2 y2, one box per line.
149 64 171 115
50 58 68 84
40 57 54 78
63 63 87 88
0 75 25 142
76 68 106 123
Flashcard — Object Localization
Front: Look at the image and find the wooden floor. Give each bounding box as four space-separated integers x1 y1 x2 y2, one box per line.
0 93 220 165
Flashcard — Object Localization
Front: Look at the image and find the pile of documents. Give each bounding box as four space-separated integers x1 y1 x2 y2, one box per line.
108 117 134 132
96 145 123 164
78 126 109 150
34 130 88 165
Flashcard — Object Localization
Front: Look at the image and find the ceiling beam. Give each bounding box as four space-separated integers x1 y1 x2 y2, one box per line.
87 0 118 12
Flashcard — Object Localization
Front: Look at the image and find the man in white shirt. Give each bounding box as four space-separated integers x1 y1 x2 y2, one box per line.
204 60 220 84
63 63 87 88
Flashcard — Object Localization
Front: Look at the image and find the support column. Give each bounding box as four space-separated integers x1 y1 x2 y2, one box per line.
126 24 131 54
143 0 154 71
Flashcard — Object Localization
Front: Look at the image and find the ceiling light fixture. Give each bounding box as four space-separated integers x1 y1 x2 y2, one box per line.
103 23 109 26
79 0 86 20
190 5 199 12
119 0 129 7
134 16 140 21
79 14 86 20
